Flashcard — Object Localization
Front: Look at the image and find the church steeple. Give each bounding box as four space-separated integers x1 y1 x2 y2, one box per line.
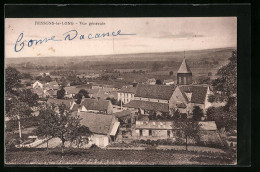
177 53 192 85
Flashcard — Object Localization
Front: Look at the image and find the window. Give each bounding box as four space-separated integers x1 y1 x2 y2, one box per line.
140 129 143 136
149 130 152 136
167 130 171 137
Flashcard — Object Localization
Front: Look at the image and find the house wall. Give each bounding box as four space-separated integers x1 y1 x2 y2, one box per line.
118 92 135 104
89 134 110 147
135 129 175 139
204 86 212 110
169 86 187 110
107 102 113 114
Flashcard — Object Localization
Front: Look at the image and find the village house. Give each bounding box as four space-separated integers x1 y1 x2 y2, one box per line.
75 112 120 147
134 120 221 144
79 98 113 114
47 98 76 109
64 86 81 98
117 82 137 104
134 120 176 139
124 57 212 118
33 81 44 89
146 78 156 85
124 84 175 115
163 79 175 85
88 87 117 100
113 110 135 124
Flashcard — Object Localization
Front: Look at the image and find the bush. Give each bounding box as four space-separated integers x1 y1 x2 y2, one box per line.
90 144 99 149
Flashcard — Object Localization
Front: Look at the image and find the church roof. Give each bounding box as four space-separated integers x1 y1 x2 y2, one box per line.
177 58 192 74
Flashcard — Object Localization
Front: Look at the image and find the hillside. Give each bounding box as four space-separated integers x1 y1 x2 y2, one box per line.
5 47 236 67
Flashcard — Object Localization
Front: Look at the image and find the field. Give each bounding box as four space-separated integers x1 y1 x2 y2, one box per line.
5 148 236 165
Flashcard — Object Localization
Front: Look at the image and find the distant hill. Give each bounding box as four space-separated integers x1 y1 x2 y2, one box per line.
5 47 236 66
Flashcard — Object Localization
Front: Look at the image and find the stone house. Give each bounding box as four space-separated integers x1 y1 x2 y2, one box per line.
117 84 137 104
134 120 177 139
75 112 120 147
79 98 113 114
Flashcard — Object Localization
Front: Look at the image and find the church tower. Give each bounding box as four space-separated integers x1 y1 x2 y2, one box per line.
177 55 192 85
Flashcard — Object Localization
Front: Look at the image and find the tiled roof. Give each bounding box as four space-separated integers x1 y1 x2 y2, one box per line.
64 86 81 94
124 100 169 113
80 98 111 111
135 84 175 100
76 112 114 135
70 103 81 112
32 88 44 96
179 85 208 104
118 85 137 94
47 98 75 108
177 58 192 73
113 110 132 118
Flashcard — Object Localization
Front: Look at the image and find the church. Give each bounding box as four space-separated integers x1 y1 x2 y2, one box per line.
124 57 212 118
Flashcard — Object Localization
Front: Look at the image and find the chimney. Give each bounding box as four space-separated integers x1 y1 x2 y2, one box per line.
133 80 138 87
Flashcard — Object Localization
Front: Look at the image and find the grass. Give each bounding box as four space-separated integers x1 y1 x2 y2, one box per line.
5 147 236 165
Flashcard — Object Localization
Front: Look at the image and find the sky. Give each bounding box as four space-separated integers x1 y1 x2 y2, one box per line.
5 17 237 58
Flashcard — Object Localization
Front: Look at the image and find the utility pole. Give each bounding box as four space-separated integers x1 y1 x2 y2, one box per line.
17 115 22 139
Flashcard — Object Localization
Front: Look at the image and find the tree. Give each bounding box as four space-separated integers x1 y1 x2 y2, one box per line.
50 104 85 157
174 119 200 151
192 106 204 121
206 106 236 131
5 67 21 92
106 97 117 105
210 50 237 131
212 50 237 102
36 105 56 150
6 98 33 140
169 71 173 76
18 89 39 107
207 94 216 103
156 79 162 85
69 125 92 148
75 89 90 104
57 87 66 99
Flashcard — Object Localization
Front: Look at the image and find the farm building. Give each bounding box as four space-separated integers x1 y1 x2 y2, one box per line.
117 84 137 104
79 98 113 114
76 112 120 147
134 120 176 139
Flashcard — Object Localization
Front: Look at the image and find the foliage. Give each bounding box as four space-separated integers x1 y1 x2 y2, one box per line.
209 50 237 131
5 67 22 92
21 73 33 79
212 50 237 102
156 79 162 85
35 75 52 83
174 119 200 150
192 106 204 121
206 106 236 131
36 105 57 149
17 89 39 107
75 89 90 104
6 98 33 120
69 125 92 148
43 104 90 155
207 94 216 103
57 87 66 99
106 97 117 105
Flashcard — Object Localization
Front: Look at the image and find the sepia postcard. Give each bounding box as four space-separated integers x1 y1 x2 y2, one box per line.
5 17 237 165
